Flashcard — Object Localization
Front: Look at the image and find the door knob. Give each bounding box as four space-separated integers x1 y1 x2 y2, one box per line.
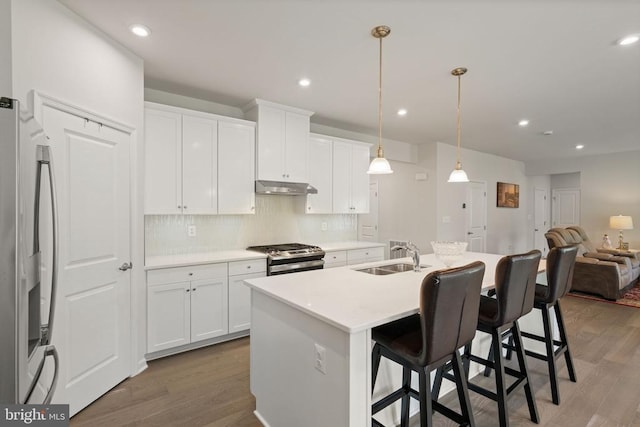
118 262 133 271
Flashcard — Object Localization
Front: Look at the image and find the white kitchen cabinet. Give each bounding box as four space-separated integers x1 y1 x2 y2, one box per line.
244 99 313 183
347 246 385 265
145 102 256 215
228 259 267 333
147 263 228 353
324 250 347 268
147 281 191 352
218 121 256 214
181 115 218 214
144 108 182 214
190 277 228 343
306 135 333 214
332 139 370 214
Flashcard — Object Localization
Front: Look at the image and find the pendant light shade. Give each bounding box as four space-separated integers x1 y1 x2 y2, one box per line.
367 25 393 175
448 67 469 183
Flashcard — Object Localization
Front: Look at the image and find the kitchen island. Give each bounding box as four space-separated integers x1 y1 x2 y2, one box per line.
245 252 547 427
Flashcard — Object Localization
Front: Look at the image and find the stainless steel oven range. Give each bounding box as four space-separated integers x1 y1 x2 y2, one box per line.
247 243 325 275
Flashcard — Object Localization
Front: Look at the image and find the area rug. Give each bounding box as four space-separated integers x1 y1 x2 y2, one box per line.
568 282 640 308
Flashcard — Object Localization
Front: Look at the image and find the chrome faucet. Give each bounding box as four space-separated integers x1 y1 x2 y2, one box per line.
391 241 421 272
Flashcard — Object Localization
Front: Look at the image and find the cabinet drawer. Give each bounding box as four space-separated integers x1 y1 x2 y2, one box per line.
147 263 228 286
347 247 384 264
229 259 267 276
324 250 347 268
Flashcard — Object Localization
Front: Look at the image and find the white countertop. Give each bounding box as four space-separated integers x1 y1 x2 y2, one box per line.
319 241 386 252
144 241 385 270
245 252 547 334
145 250 267 270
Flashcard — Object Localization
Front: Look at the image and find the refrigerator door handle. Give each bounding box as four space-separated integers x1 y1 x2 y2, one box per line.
23 345 59 405
34 144 59 346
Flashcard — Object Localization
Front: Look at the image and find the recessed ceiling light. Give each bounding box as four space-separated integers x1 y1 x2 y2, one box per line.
618 34 639 46
543 130 553 136
518 119 529 127
397 108 408 116
575 144 584 150
298 78 311 87
130 24 151 37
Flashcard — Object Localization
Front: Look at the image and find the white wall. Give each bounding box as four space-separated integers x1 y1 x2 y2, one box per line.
11 0 146 375
550 172 580 189
373 153 437 258
436 142 529 255
0 0 10 96
527 150 640 249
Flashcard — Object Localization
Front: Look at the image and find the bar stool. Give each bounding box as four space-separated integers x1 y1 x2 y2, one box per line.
371 261 485 427
519 245 578 404
435 250 542 427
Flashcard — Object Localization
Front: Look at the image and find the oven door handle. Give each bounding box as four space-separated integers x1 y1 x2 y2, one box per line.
269 259 324 274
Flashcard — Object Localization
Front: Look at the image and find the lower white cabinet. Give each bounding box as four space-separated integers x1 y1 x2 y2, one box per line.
147 263 228 353
324 250 347 268
228 259 266 333
347 247 385 265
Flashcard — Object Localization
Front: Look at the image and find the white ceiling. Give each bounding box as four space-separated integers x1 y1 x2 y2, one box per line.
59 0 640 163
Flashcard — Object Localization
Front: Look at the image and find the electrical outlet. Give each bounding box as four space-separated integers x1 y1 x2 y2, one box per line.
314 343 326 374
187 225 197 237
321 222 328 231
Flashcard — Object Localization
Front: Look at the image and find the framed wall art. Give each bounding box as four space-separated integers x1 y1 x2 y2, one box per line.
497 182 519 208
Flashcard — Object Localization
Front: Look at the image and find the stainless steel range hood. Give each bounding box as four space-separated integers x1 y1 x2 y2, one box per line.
255 180 318 195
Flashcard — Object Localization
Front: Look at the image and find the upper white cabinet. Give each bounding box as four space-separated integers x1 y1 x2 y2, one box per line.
332 139 370 214
145 102 256 215
244 99 313 183
144 108 183 214
182 115 218 214
306 134 333 214
218 121 256 214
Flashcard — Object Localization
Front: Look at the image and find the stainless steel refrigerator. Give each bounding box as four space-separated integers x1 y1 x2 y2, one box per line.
1 96 59 404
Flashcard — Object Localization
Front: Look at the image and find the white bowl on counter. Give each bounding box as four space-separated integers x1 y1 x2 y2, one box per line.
430 241 468 267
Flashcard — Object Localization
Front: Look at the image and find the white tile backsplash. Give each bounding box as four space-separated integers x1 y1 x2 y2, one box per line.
145 195 358 256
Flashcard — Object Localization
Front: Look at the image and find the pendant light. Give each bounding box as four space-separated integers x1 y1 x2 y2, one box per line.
448 67 469 183
367 25 393 175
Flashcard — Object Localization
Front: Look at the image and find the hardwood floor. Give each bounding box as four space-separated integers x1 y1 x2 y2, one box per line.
71 296 640 427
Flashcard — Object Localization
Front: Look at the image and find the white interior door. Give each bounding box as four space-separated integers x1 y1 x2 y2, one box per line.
466 181 487 252
552 188 581 228
39 101 131 416
534 188 548 256
358 182 378 242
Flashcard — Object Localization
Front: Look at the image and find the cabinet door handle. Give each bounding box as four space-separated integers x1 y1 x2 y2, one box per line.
118 262 133 271
192 288 196 292
183 205 188 209
177 205 182 209
186 289 190 293
246 265 252 269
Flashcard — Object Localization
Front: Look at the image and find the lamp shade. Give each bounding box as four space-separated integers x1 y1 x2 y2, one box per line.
609 215 633 230
447 168 469 183
367 156 393 174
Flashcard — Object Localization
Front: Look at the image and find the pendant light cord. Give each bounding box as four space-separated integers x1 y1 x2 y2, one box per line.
378 36 383 156
456 73 462 168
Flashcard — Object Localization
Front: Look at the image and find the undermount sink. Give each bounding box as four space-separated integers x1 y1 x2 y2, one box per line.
356 263 431 275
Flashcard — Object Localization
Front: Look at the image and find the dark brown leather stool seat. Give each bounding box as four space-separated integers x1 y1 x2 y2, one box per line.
434 250 542 427
371 261 485 427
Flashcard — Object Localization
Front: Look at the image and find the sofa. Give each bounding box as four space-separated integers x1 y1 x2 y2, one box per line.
545 226 640 300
